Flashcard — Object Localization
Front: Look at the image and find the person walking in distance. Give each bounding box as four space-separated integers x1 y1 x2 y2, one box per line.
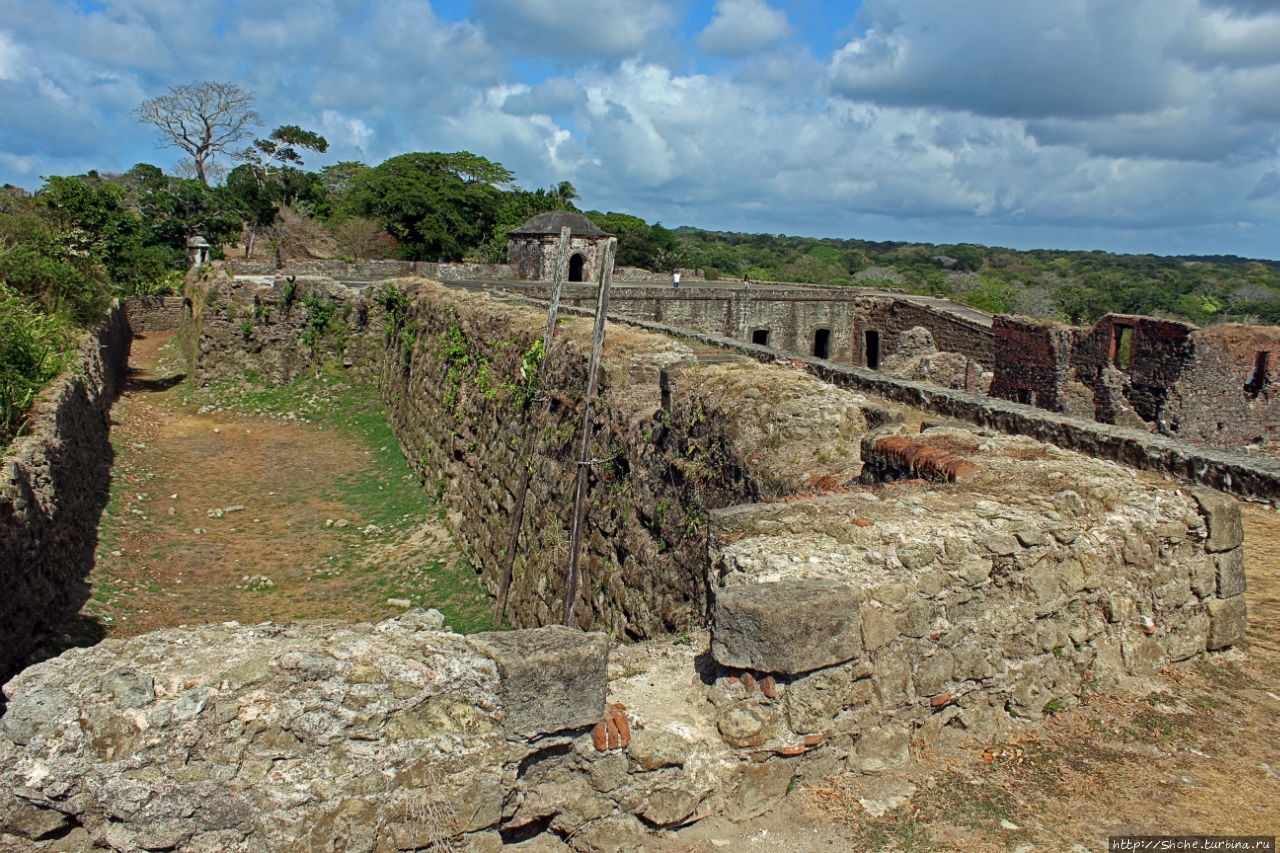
673 269 681 290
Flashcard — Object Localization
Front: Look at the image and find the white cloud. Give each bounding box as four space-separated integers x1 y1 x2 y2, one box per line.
471 0 674 58
699 0 791 57
829 0 1199 120
1 0 1279 257
318 110 373 153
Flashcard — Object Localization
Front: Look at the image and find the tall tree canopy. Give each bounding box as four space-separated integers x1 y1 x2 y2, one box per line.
134 82 261 186
347 152 512 261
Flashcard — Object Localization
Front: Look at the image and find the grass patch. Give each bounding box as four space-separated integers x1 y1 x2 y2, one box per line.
183 367 497 634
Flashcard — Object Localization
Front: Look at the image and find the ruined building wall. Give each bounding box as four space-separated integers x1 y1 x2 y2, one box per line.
0 304 131 681
848 295 994 368
1072 314 1193 426
986 312 1280 451
553 287 996 369
1154 325 1280 448
988 316 1077 412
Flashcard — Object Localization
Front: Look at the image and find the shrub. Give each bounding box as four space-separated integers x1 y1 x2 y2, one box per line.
0 282 74 447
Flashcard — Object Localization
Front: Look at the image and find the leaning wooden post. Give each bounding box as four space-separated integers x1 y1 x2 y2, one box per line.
493 227 572 628
563 238 617 627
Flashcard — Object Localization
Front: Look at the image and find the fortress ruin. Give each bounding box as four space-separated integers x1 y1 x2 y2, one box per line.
0 265 1265 851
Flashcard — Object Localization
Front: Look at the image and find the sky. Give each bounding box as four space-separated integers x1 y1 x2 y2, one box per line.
2 0 1280 259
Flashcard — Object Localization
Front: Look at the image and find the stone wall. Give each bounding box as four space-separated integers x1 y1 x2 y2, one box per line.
0 304 130 681
223 259 518 281
548 287 995 369
0 426 1249 851
574 308 1280 505
191 276 884 637
849 295 994 368
708 427 1246 766
120 296 188 332
988 315 1075 411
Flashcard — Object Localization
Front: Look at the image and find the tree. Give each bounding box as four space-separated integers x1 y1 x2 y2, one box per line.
135 82 261 186
347 152 510 261
235 125 328 257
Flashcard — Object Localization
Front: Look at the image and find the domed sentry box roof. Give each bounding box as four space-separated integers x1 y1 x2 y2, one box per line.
508 211 610 237
506 211 614 282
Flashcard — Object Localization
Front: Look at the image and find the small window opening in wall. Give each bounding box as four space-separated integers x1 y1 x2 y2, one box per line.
1244 350 1270 396
1113 324 1134 369
864 330 880 369
751 329 770 346
1016 389 1033 405
568 253 586 282
813 328 831 359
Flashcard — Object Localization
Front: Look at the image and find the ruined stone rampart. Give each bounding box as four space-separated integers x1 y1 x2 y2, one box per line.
0 304 131 681
0 280 1256 852
581 308 1280 505
0 433 1248 850
191 276 879 637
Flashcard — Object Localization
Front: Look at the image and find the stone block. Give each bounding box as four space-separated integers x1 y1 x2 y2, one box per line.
851 724 909 771
725 761 795 822
467 626 608 737
567 814 649 853
1207 595 1247 650
1214 548 1247 599
1166 613 1210 662
626 729 689 770
1191 488 1244 552
1122 636 1166 678
784 662 856 732
913 651 954 696
712 580 863 675
717 706 766 748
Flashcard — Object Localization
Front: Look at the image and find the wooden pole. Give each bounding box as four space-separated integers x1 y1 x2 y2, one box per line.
563 238 617 627
492 227 572 628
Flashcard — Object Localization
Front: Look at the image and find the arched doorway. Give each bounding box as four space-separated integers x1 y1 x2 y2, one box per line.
568 254 586 282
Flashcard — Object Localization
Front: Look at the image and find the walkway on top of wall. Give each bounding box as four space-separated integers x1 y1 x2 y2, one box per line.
490 290 1280 506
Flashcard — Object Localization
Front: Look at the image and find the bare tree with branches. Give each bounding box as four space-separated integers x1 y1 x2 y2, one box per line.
135 82 261 186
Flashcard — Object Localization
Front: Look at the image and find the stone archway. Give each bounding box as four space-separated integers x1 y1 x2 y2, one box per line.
569 253 586 282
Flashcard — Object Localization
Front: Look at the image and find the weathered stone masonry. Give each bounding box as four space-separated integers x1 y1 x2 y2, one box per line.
0 273 1255 852
0 305 130 681
991 313 1280 449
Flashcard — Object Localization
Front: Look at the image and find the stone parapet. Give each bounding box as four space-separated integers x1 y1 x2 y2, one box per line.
0 303 131 681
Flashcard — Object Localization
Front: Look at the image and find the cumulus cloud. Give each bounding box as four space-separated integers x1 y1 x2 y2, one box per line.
471 0 674 59
1 0 1279 256
699 0 791 57
829 0 1190 120
318 110 373 153
500 77 587 117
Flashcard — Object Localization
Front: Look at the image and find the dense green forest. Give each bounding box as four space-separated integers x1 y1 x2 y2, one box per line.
5 135 1280 445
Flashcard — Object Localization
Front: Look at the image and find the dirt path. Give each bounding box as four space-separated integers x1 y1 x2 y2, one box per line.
81 331 490 638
